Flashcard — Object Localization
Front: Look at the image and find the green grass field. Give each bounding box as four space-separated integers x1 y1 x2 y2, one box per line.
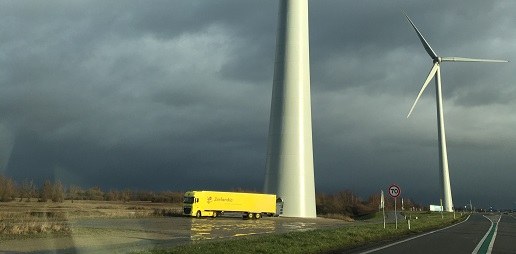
140 212 467 254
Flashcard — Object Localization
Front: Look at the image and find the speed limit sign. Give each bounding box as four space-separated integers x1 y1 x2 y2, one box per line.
388 184 401 198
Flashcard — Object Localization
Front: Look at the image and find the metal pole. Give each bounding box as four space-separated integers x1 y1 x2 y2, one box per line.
395 198 398 229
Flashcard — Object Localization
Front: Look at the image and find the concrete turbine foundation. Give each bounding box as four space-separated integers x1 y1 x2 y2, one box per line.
264 0 316 218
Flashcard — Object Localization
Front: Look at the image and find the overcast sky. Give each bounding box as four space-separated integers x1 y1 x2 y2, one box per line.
1 0 515 209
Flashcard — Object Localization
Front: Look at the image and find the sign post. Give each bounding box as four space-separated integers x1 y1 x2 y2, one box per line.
389 184 401 229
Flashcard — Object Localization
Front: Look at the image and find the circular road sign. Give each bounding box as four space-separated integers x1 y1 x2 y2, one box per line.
388 184 401 198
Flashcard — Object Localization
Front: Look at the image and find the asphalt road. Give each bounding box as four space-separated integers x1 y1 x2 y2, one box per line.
492 214 516 253
356 213 516 254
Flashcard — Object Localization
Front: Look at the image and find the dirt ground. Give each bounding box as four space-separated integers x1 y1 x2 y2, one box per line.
0 201 350 253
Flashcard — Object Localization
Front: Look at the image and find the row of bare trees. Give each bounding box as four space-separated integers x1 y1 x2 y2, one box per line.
316 190 423 218
2 175 422 217
0 175 183 203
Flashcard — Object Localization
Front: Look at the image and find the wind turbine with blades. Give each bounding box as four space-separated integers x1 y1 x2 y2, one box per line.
404 13 508 212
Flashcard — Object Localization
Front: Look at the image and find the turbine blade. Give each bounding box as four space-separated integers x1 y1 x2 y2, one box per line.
440 57 509 63
407 63 439 118
403 12 439 60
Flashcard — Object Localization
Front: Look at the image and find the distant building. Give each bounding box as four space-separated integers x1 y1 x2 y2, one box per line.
429 205 443 212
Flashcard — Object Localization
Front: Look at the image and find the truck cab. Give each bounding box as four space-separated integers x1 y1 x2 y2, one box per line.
183 191 216 218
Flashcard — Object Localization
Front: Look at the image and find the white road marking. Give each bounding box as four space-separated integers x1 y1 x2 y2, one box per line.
472 214 501 254
487 215 501 254
358 214 471 254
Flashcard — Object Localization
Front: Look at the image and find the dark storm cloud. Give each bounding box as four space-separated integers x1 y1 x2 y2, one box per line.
0 1 272 185
0 0 515 209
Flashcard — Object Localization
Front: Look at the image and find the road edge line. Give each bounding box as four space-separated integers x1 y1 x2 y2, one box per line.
486 215 501 254
358 214 471 254
472 215 495 254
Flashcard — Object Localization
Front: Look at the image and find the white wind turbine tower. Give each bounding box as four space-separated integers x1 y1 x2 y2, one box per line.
264 0 316 218
404 13 508 212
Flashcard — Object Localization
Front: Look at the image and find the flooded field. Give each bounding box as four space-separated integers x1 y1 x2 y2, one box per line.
0 215 351 253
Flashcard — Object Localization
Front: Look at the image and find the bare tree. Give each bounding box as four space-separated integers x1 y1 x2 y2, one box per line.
19 179 36 202
40 180 53 202
120 189 131 203
0 175 16 202
85 186 104 200
104 189 118 201
52 180 65 202
67 185 82 202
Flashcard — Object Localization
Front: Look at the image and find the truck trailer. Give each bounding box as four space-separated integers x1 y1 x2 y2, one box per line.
183 191 282 219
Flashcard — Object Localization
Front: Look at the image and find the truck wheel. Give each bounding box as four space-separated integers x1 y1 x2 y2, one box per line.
248 213 254 220
196 211 201 218
255 213 261 219
212 212 217 218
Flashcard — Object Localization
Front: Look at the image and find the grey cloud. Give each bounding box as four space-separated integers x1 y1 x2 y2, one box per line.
0 0 515 209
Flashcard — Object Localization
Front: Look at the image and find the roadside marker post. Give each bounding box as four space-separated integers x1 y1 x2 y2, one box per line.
380 190 386 229
440 199 444 219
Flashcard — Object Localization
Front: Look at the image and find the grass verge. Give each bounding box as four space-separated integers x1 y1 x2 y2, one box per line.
139 212 467 254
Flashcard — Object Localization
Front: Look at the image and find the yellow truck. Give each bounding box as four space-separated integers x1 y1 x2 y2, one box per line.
183 191 281 219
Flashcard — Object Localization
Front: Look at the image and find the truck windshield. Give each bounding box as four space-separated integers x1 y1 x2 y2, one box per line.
183 197 195 204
